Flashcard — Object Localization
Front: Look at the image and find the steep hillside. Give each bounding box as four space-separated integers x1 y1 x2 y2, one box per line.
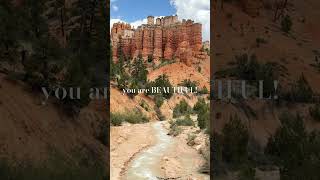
0 73 108 178
212 0 320 179
213 0 320 90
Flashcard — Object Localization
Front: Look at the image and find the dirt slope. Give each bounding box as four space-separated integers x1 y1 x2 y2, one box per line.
213 0 320 91
148 61 210 89
0 73 107 169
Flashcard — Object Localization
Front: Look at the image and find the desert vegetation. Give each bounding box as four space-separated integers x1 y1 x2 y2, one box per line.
173 99 193 118
110 110 149 126
0 0 108 117
265 113 320 180
0 149 107 180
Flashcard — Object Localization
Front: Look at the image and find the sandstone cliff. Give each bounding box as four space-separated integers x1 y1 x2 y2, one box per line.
111 16 205 66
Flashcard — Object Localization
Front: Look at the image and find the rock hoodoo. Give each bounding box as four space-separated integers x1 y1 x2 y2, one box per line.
111 15 204 66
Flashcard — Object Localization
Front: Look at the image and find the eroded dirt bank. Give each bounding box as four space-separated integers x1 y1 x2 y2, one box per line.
111 120 209 180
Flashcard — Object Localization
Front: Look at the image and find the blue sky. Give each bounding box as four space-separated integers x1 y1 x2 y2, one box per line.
111 0 176 22
110 0 210 41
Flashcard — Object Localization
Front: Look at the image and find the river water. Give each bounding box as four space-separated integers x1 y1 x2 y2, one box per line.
124 121 173 180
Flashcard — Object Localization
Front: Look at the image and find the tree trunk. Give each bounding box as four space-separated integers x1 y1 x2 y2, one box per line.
60 8 64 37
273 0 280 22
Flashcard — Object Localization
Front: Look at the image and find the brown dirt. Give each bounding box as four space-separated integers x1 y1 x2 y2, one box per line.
160 118 210 180
110 123 156 180
148 61 210 89
0 73 108 167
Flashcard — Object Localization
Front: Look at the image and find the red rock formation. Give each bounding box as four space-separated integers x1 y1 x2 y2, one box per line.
153 27 163 61
111 15 204 66
164 29 174 60
142 28 153 59
132 29 143 58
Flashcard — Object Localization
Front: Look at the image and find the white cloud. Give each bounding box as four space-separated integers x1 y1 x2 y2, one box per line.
112 4 119 11
170 0 210 41
110 18 125 31
129 16 163 29
110 16 164 31
130 18 148 29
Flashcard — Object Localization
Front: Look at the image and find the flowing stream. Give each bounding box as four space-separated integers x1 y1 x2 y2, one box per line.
124 121 173 180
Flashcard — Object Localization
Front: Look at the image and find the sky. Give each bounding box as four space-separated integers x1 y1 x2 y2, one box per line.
110 0 210 41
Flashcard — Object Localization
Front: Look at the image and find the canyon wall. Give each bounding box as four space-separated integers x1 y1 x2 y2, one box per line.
111 15 204 66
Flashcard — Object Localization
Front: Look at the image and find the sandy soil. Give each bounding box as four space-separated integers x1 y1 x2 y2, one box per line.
0 73 108 166
110 123 156 180
148 61 210 89
159 120 210 180
110 118 210 180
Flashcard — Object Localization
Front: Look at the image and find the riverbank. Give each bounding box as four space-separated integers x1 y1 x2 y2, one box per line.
160 121 210 180
110 122 156 180
110 118 210 180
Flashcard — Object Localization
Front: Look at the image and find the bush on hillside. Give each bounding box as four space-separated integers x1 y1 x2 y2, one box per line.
237 165 257 180
265 112 320 180
178 79 199 90
309 104 320 122
154 94 164 108
173 115 194 127
222 115 249 167
111 110 149 126
168 124 183 137
198 86 209 94
194 98 209 129
173 99 192 118
286 74 313 102
198 110 209 129
281 15 292 33
147 74 173 99
187 134 197 146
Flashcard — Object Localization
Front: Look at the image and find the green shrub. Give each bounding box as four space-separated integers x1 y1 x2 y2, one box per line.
198 86 209 94
178 79 199 90
131 57 148 87
310 104 320 122
187 134 197 146
174 115 194 126
111 110 149 126
124 110 149 124
110 113 123 126
281 15 292 33
193 98 208 113
139 100 149 111
216 53 279 97
154 95 164 108
222 115 249 167
287 74 313 102
212 132 227 175
147 74 173 99
198 110 209 129
265 112 320 180
154 59 176 69
238 165 257 180
0 150 107 180
173 99 192 118
194 98 209 129
168 124 183 136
